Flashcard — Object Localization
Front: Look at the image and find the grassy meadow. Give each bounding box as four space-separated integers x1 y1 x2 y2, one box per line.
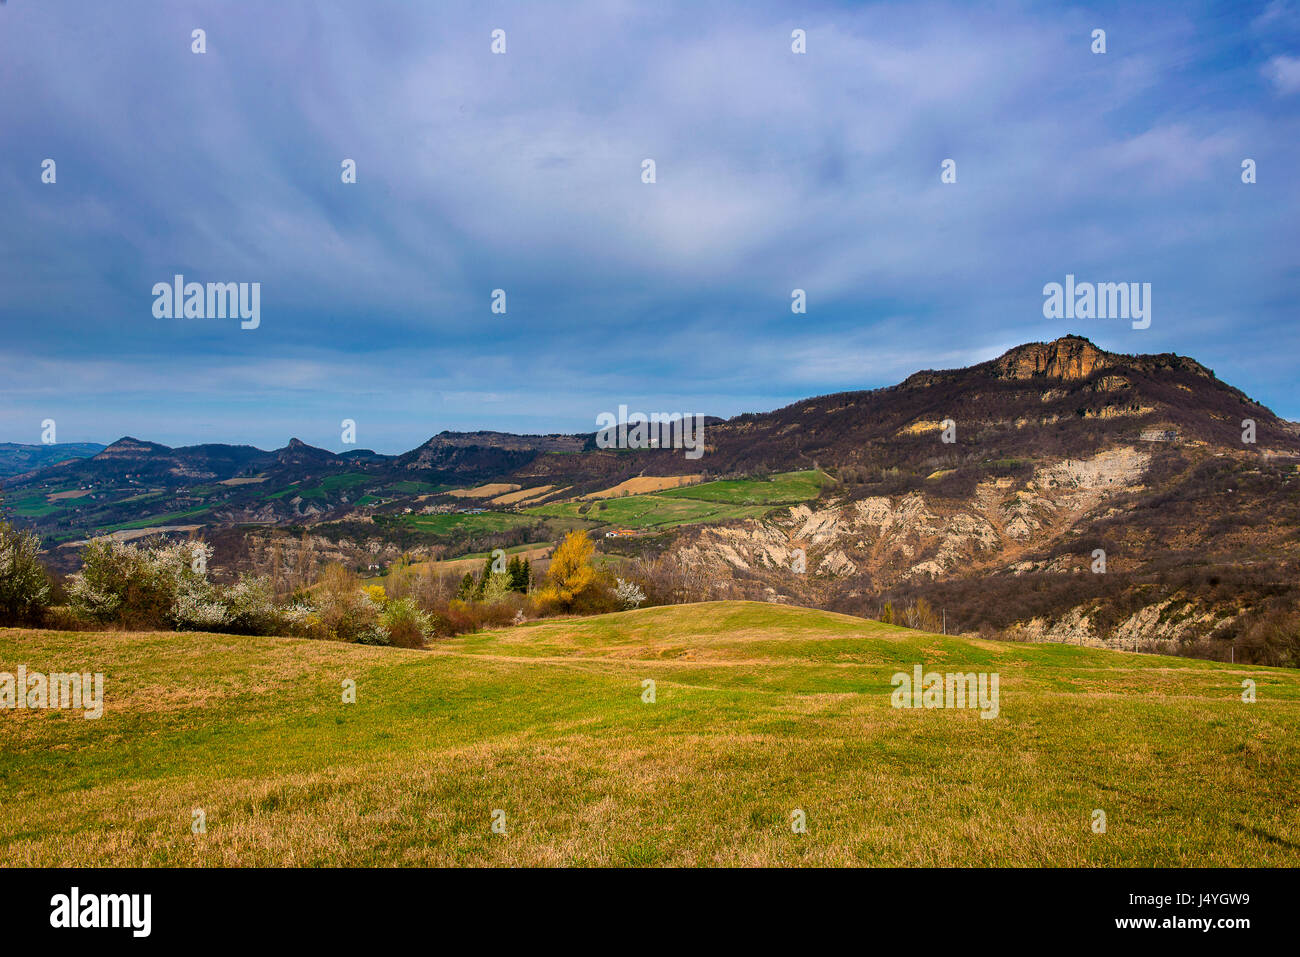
1 601 1296 866
525 494 771 529
396 511 542 535
656 469 828 504
522 469 826 530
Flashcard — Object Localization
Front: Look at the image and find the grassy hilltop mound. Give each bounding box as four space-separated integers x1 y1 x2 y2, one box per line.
2 601 1297 867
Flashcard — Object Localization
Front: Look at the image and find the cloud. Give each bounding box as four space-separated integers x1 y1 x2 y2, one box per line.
1263 54 1300 94
1 0 1298 447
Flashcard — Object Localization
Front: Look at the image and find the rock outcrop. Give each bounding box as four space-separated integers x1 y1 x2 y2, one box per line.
992 335 1110 381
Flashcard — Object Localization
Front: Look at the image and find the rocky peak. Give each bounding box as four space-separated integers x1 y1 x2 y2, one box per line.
992 336 1111 381
274 437 337 466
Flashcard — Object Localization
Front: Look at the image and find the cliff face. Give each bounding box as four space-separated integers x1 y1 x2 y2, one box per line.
901 336 1216 391
665 438 1300 657
673 445 1153 592
991 336 1111 381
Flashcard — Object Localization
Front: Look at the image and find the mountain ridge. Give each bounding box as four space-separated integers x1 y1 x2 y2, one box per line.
9 337 1293 460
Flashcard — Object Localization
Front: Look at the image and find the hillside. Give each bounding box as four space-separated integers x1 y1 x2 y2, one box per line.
6 336 1294 540
516 335 1299 485
2 601 1297 866
0 442 104 478
4 335 1298 663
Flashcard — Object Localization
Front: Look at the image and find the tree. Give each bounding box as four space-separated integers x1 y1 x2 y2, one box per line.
0 519 51 625
473 555 498 600
67 538 217 629
614 578 646 609
455 572 476 600
537 531 598 611
481 571 513 605
380 597 432 649
507 556 530 593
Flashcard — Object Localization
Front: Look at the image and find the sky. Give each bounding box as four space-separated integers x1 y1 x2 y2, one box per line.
1 0 1297 453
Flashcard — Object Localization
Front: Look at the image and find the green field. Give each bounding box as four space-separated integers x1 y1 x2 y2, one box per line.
358 481 452 505
5 493 62 518
524 470 825 530
397 511 540 535
2 601 1296 866
526 495 770 529
116 490 167 505
658 469 828 505
98 506 212 533
444 542 552 562
384 481 452 496
270 472 372 501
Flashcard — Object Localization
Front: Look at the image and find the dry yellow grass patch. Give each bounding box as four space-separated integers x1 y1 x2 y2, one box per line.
898 420 945 435
218 476 268 486
447 483 521 499
524 485 571 504
579 475 702 500
47 489 92 501
491 485 556 506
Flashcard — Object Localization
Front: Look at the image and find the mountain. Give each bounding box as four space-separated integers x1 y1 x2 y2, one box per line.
6 335 1295 509
19 334 1287 499
4 335 1298 664
497 335 1296 496
691 334 1293 475
655 336 1300 663
92 436 171 459
393 430 586 481
275 437 346 468
0 442 104 478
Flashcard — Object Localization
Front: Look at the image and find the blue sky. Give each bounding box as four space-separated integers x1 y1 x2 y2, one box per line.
1 0 1297 453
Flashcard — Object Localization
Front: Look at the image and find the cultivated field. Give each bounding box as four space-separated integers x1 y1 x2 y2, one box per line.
1 601 1296 866
490 485 558 506
523 470 827 531
657 469 827 504
525 495 771 530
396 511 541 535
447 483 521 499
578 474 703 500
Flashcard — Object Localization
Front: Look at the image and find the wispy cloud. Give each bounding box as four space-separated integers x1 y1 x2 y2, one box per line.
1 0 1297 451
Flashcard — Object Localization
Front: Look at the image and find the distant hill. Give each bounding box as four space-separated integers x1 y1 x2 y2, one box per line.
0 442 104 478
